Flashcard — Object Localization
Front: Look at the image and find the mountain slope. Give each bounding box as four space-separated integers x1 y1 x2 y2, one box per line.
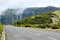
23 6 60 18
14 10 60 26
1 6 60 24
15 12 52 25
0 9 23 24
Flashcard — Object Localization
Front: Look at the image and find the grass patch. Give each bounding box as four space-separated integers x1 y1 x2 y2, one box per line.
0 23 3 38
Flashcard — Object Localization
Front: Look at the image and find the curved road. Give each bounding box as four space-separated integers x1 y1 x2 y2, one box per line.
4 25 60 40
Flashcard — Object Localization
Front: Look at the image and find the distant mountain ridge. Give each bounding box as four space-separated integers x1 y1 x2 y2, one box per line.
0 9 23 24
0 6 60 24
23 6 60 18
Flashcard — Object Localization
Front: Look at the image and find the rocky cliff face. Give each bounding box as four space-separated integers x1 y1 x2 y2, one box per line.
0 9 23 24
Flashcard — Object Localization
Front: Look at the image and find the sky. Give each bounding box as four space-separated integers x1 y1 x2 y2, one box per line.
0 0 60 14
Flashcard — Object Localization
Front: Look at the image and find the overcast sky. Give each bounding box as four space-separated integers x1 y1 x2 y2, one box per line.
0 0 60 14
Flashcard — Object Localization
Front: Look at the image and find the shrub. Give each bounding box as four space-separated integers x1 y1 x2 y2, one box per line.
0 23 3 38
39 24 46 28
32 24 41 28
51 24 59 29
0 23 3 32
45 24 51 28
24 24 32 27
0 32 2 38
52 26 59 29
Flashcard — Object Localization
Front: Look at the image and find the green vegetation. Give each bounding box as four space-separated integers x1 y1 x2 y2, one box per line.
14 12 52 26
0 23 3 38
14 10 60 29
16 12 52 24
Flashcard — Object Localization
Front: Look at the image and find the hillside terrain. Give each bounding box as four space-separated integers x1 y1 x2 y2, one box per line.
0 9 23 24
14 10 60 29
23 6 60 18
0 6 60 24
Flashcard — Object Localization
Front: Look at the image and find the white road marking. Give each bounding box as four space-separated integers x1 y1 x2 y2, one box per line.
48 37 57 40
34 33 41 36
28 31 41 36
29 32 33 33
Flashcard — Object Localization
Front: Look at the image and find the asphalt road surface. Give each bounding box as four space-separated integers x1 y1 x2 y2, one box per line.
4 25 60 40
